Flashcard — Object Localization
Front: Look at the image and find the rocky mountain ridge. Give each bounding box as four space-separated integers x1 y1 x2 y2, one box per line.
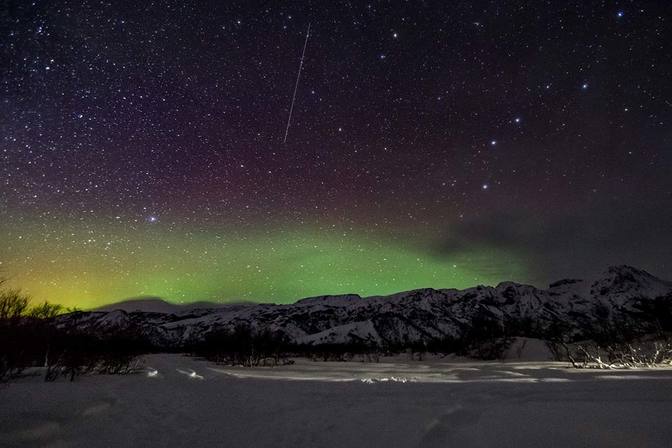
58 265 672 349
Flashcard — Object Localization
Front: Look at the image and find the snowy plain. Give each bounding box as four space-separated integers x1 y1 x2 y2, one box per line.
1 353 672 448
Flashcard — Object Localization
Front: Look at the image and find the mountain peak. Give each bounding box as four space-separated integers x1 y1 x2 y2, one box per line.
600 265 662 285
295 294 363 307
95 297 238 313
605 264 652 276
590 265 671 299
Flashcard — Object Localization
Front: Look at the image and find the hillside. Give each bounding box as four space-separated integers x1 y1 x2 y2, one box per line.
57 265 672 352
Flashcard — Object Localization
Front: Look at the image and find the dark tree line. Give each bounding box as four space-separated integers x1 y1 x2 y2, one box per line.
189 324 390 365
1 288 149 382
189 324 293 366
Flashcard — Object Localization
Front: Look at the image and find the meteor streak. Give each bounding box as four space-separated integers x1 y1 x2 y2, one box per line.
283 24 311 143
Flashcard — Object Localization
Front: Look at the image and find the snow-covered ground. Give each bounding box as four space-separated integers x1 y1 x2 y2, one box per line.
1 354 672 447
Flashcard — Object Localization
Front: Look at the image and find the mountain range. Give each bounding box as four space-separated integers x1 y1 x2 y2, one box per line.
58 265 672 350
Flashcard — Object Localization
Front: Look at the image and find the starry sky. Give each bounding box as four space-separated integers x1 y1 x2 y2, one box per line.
1 1 671 308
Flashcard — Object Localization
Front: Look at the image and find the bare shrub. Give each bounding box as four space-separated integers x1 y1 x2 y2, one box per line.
0 289 33 381
28 301 63 319
0 289 30 320
558 339 672 369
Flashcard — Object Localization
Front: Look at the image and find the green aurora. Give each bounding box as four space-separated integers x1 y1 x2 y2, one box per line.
1 219 529 308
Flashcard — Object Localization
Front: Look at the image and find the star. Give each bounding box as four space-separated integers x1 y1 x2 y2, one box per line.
2 0 670 307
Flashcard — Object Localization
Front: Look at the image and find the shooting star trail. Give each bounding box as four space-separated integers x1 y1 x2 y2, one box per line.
283 23 311 144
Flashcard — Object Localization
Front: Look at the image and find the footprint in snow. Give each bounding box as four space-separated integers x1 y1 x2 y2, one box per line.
0 421 61 443
418 405 482 448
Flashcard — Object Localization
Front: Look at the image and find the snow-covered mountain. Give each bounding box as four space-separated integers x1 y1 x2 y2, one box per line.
58 265 672 348
95 297 247 313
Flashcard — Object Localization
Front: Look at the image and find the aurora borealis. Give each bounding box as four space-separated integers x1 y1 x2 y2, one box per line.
2 219 527 308
2 1 671 308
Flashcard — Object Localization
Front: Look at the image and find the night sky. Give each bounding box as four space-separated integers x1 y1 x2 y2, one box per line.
1 1 671 308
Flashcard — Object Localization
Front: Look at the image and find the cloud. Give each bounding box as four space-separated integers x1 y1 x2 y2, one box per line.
433 198 672 285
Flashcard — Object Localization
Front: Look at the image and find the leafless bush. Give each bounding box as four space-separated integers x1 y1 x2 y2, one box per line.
0 289 33 381
558 339 672 369
0 289 30 320
28 301 63 319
